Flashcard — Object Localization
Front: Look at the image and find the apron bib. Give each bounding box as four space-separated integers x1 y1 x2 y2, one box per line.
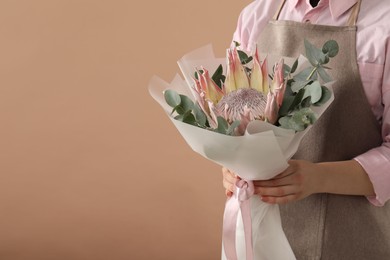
256 1 390 259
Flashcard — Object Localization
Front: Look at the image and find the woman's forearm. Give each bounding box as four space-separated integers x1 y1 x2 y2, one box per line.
315 160 375 196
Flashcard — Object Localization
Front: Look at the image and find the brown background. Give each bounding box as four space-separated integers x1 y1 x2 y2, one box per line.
0 1 251 259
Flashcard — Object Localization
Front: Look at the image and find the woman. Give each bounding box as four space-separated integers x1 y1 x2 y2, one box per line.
222 0 390 259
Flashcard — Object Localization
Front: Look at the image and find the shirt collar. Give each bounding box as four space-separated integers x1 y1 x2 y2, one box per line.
291 0 358 20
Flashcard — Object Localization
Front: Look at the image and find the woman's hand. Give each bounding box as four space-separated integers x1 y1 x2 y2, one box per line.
254 160 322 204
222 167 239 197
221 160 323 203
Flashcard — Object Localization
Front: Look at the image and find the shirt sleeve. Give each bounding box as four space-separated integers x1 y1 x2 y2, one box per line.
231 0 279 52
355 38 390 207
231 2 255 51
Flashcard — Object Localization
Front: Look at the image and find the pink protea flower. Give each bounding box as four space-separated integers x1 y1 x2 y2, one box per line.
270 59 286 108
265 91 279 124
192 47 285 134
250 48 268 94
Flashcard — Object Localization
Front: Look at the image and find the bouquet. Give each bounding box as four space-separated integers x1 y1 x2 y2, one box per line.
149 39 338 260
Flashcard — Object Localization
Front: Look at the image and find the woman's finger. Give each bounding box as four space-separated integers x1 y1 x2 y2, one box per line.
255 185 297 197
254 173 296 187
261 194 298 204
223 177 235 192
225 189 233 197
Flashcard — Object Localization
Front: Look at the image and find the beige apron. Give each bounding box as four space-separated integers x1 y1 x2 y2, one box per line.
256 1 390 259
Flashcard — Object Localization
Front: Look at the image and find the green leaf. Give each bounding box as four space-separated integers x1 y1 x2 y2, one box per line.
194 69 204 80
164 89 181 108
279 108 317 131
226 120 241 136
292 108 317 129
237 50 253 65
314 86 332 106
174 105 185 115
322 55 330 65
213 64 223 77
279 116 305 131
279 95 295 116
212 64 225 88
215 116 229 134
317 66 332 83
280 88 305 115
291 79 310 93
193 103 207 127
322 40 339 58
175 111 196 125
182 112 196 125
283 64 291 78
304 39 326 66
233 41 241 47
303 81 322 103
179 94 194 112
301 97 312 108
290 58 299 74
293 66 316 81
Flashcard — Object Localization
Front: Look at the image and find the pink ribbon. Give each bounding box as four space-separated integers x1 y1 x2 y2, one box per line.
223 179 255 260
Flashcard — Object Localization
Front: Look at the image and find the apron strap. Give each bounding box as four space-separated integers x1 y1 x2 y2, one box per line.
347 0 362 26
273 0 362 26
272 0 287 20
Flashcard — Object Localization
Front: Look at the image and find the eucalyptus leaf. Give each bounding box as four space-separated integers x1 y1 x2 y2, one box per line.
279 108 317 131
304 39 326 66
174 105 185 115
193 103 207 127
322 40 339 58
279 96 295 116
226 120 241 136
291 108 317 129
301 97 312 108
283 64 291 78
322 55 330 65
280 88 305 115
314 86 332 106
215 116 229 134
280 118 305 131
291 79 310 93
293 66 316 81
290 58 299 74
164 89 181 108
317 66 332 83
291 88 306 111
182 112 196 125
179 94 194 112
303 81 322 103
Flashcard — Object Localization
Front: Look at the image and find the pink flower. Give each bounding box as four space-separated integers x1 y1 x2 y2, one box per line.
224 49 237 94
231 47 250 89
264 91 279 124
197 68 224 104
250 47 268 94
270 59 286 107
235 106 251 135
192 47 286 135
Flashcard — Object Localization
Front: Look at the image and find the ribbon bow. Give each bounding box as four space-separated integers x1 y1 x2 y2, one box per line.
223 179 255 260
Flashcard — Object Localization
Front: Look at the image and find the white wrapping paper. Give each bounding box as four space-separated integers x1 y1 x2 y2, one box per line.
149 45 334 260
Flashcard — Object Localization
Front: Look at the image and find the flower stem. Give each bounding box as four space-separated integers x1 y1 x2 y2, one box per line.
306 66 318 81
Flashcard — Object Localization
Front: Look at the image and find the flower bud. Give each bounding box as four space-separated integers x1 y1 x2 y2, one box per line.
265 92 279 124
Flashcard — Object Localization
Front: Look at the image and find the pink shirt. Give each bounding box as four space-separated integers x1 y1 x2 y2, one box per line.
233 0 390 206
